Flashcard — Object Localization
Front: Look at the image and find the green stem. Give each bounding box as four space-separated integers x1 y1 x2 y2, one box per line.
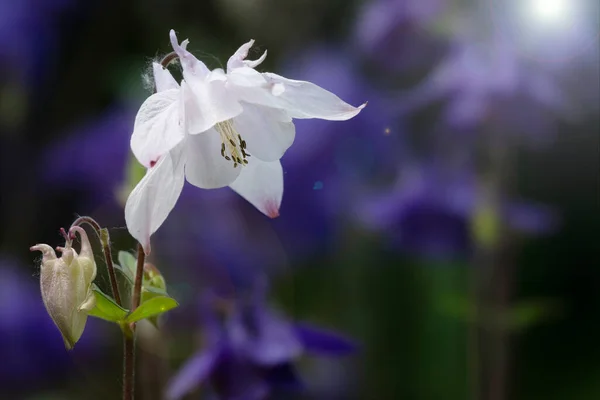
132 243 146 311
123 243 146 400
123 333 135 400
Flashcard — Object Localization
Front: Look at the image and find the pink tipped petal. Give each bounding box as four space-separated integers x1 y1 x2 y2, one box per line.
124 145 186 254
233 103 295 162
227 39 255 71
169 30 210 78
182 77 243 135
229 159 283 218
131 88 185 167
261 72 366 120
152 62 179 92
184 127 242 189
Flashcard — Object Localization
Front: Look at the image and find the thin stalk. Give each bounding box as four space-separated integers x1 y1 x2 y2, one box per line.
123 243 146 400
123 334 135 400
71 216 122 305
485 133 514 400
132 243 146 310
471 126 514 400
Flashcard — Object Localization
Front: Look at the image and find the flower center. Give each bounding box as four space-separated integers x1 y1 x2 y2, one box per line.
215 120 250 168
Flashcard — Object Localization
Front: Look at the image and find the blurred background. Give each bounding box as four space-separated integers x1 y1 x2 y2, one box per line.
0 0 599 399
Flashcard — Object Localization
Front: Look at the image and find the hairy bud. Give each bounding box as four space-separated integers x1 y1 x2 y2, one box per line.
30 226 97 350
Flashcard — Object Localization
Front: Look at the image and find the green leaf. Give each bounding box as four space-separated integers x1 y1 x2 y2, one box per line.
125 296 178 324
141 285 168 304
118 251 137 278
88 284 129 323
113 263 134 286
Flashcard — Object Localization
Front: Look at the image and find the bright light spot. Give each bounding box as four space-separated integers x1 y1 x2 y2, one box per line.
525 0 575 27
530 0 568 22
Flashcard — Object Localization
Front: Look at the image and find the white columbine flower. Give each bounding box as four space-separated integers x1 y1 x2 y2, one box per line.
125 30 366 253
30 226 97 350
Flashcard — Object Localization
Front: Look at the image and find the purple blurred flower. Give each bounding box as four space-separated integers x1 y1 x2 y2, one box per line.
359 164 558 258
354 0 446 71
400 30 570 144
166 284 355 400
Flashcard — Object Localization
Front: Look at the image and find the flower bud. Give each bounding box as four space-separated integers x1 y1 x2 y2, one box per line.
30 226 97 350
143 262 166 291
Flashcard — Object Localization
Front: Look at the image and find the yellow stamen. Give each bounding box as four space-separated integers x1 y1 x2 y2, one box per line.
215 120 250 167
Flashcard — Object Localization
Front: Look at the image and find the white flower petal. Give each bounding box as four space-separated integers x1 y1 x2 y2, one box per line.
152 62 179 92
229 159 283 218
182 76 243 134
185 128 242 189
263 72 367 121
227 39 255 71
227 70 366 121
131 88 185 167
207 68 228 82
169 29 210 79
125 145 186 254
227 66 268 87
244 50 267 69
233 103 295 162
262 72 366 120
227 68 287 107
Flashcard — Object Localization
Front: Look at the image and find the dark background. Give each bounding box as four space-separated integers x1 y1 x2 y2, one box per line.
0 0 598 399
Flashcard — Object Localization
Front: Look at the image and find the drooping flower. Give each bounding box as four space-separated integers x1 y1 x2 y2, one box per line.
125 30 366 253
30 226 97 349
165 284 356 400
148 46 398 278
